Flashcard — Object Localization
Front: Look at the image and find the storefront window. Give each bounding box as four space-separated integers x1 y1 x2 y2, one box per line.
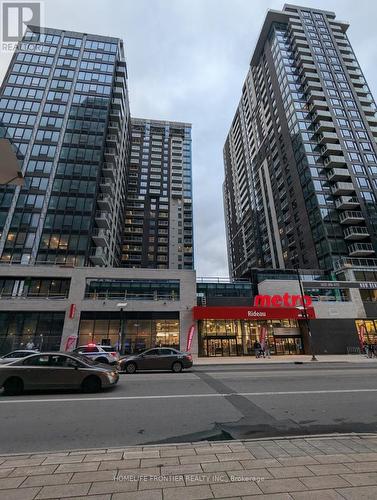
198 319 303 357
78 313 179 353
356 320 377 344
0 312 64 354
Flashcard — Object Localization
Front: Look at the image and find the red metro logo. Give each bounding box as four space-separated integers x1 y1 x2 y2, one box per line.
253 293 312 308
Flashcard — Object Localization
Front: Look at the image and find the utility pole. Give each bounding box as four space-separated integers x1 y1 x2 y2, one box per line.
296 268 317 361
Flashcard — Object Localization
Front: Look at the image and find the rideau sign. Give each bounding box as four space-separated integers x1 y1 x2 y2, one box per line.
193 305 316 321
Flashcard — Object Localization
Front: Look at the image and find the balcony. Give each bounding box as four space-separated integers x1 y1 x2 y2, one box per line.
362 105 376 116
104 148 117 160
100 178 113 194
298 54 314 66
331 182 355 196
321 143 342 155
359 95 373 106
335 196 360 210
307 90 325 102
327 168 351 182
95 211 111 230
109 111 121 124
367 115 377 125
89 247 109 266
312 109 332 122
334 256 377 271
302 72 320 85
116 63 126 76
317 131 339 145
351 76 365 88
97 194 112 211
304 80 322 92
314 120 335 133
106 134 118 146
370 126 377 136
349 243 375 257
339 211 364 224
324 155 346 168
309 99 328 111
291 32 307 46
102 164 115 180
299 62 317 75
286 222 294 234
111 98 123 110
92 228 110 247
344 226 370 240
288 237 296 248
108 121 120 134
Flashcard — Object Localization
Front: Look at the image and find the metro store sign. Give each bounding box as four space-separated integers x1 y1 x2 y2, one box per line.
193 293 316 320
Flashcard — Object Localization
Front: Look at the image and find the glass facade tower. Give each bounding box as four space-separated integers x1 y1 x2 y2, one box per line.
0 26 130 266
224 4 377 278
122 118 194 270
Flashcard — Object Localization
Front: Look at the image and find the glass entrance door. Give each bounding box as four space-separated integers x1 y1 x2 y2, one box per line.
274 337 302 355
207 338 238 356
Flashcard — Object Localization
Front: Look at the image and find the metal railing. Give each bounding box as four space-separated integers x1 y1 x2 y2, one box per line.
84 291 179 301
0 291 68 299
196 277 250 284
334 257 377 271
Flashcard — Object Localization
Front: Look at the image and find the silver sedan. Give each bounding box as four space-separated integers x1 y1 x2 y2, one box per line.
0 352 119 395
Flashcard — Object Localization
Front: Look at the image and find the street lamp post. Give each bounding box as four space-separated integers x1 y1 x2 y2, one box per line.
117 302 127 355
296 268 317 361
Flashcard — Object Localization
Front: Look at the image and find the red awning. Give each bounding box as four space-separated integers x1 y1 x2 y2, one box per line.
192 306 316 320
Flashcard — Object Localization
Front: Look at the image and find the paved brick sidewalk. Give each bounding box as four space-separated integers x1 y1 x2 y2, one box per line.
193 354 374 365
2 434 377 499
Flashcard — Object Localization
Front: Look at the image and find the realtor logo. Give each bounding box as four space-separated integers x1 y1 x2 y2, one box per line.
1 1 43 47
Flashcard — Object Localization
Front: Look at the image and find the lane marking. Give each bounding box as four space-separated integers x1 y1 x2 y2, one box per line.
1 388 377 404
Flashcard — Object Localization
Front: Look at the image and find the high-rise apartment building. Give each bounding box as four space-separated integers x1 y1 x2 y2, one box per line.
122 118 194 270
224 4 377 278
0 26 130 267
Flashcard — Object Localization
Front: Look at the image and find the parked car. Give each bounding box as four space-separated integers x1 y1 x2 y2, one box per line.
119 347 193 374
0 350 39 365
73 344 118 365
0 352 119 395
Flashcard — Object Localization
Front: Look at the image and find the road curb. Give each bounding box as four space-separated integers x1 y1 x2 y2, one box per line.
1 432 377 458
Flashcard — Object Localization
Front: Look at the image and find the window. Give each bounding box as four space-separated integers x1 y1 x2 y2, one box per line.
23 355 49 366
144 349 159 356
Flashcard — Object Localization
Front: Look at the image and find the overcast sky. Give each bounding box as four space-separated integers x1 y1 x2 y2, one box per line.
1 0 376 277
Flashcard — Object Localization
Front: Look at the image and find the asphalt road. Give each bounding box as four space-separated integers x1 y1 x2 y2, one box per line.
1 362 377 454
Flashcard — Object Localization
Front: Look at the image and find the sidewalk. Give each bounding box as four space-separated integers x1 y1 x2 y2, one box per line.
193 354 374 365
2 434 377 499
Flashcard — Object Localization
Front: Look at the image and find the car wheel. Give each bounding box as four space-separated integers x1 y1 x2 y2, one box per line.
125 362 137 374
171 361 183 373
96 357 108 364
3 377 24 396
81 376 102 393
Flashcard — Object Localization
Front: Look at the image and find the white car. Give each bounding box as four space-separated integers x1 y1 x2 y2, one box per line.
0 350 39 365
73 344 118 365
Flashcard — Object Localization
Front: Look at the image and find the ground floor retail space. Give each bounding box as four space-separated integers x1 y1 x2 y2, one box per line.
78 311 180 353
197 319 303 356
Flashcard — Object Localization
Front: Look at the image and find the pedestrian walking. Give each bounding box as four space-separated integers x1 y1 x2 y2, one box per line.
363 341 368 357
254 340 261 358
264 340 271 358
26 340 34 350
